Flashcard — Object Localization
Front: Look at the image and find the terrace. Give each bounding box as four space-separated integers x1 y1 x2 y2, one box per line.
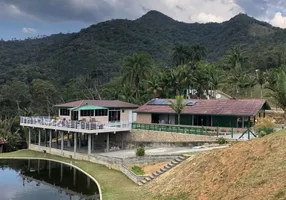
20 116 131 134
20 116 132 156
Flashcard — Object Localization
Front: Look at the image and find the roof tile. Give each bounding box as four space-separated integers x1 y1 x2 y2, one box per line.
54 100 138 108
134 99 270 116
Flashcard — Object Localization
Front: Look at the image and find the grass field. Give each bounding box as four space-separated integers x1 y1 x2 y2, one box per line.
0 150 151 200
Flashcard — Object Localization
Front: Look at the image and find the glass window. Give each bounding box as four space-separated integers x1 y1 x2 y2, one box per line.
60 108 70 116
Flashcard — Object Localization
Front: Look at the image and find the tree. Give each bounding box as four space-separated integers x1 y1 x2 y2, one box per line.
30 79 58 116
225 45 248 69
172 44 191 66
265 70 286 119
121 52 153 103
1 80 31 116
190 43 206 63
145 74 162 99
256 70 265 98
168 95 186 125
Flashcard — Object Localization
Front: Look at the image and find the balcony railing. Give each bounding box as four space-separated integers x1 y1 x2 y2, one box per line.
20 116 131 131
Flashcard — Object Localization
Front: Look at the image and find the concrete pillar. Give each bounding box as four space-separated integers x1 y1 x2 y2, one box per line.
38 130 41 150
88 134 91 156
92 135 95 151
61 131 64 154
37 160 40 174
60 163 63 182
74 132 77 157
73 167 76 187
87 177 90 189
45 130 47 147
28 159 30 171
49 161 51 178
49 130 52 154
79 134 81 150
28 128 31 148
106 133 109 152
56 131 59 149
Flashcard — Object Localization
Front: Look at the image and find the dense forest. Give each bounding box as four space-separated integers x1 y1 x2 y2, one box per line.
1 10 286 149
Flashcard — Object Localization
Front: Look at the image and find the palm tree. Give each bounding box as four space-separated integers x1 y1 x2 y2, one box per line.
265 70 286 119
121 52 153 103
145 74 162 99
256 69 265 98
190 43 206 63
225 45 248 69
172 44 191 66
179 65 194 99
168 95 186 125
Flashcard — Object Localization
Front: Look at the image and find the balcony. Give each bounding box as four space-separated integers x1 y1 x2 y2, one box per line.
20 116 131 134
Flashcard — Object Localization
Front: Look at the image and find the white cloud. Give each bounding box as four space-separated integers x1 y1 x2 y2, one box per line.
270 12 286 28
22 27 37 34
191 12 225 23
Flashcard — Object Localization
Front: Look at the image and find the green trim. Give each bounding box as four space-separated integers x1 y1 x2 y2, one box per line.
71 105 107 111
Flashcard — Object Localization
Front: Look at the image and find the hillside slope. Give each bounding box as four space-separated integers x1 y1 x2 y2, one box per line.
1 11 286 83
150 131 286 200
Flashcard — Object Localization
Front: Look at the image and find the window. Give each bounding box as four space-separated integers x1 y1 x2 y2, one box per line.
84 109 108 117
60 108 70 116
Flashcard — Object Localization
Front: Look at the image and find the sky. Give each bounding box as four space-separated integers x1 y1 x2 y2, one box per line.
0 0 286 40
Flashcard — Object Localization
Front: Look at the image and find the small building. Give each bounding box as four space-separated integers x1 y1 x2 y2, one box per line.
20 100 139 158
134 99 271 128
54 100 138 124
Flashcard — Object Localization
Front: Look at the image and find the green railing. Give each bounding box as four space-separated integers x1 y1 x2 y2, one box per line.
132 123 222 136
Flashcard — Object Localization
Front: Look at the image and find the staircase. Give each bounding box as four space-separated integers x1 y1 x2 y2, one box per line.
138 154 190 186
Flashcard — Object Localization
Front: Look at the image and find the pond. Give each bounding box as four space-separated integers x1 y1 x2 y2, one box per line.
0 159 100 200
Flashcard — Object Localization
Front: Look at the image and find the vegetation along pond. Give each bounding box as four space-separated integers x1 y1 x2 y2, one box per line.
0 159 100 200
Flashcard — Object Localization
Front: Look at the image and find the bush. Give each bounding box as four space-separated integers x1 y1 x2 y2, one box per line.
217 137 227 144
259 131 267 138
136 146 145 157
131 166 145 175
254 118 276 136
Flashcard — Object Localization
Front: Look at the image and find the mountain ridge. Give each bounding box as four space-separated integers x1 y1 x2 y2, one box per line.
0 10 285 83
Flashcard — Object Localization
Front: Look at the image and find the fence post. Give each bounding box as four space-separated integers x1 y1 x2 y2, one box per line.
231 127 234 139
216 127 219 137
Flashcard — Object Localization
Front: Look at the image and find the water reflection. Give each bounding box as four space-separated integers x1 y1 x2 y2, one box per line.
0 159 100 200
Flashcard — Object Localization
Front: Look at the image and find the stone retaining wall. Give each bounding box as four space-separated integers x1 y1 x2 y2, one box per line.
128 129 218 143
119 164 147 184
29 144 184 169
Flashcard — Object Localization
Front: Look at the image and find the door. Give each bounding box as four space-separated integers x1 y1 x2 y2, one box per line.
72 111 78 120
108 110 120 122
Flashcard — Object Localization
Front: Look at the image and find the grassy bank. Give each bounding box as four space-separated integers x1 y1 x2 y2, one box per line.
0 150 151 200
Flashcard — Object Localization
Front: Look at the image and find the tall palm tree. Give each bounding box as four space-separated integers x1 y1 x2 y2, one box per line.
121 52 153 103
168 95 186 125
172 44 191 66
266 70 286 119
179 65 194 99
190 43 206 63
256 70 265 98
225 45 248 69
145 74 162 99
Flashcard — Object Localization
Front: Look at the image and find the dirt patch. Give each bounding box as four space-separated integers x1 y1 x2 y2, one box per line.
149 131 286 200
142 162 168 175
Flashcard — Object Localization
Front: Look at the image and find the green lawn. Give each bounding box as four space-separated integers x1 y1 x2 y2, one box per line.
0 150 151 200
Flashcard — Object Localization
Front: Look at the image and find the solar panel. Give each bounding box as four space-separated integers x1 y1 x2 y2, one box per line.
147 99 169 105
147 99 197 106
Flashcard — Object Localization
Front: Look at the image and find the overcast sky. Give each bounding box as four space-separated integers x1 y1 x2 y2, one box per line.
0 0 285 40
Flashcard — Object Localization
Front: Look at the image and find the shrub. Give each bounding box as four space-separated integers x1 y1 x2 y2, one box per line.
136 146 145 156
131 166 145 175
259 131 267 138
254 118 276 136
217 137 227 144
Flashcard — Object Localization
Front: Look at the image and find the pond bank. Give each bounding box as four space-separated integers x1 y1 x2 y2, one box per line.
0 150 151 200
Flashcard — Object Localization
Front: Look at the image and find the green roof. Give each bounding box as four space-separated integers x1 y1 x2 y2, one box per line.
70 105 107 111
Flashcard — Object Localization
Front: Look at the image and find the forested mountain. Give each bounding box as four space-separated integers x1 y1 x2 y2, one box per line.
1 10 286 84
